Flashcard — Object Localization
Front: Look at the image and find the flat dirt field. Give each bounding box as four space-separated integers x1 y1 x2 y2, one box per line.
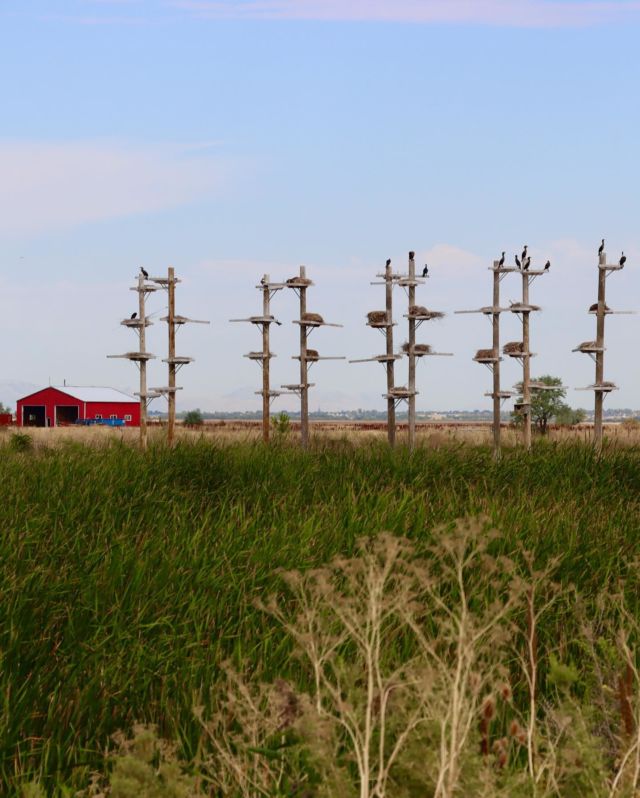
3 418 636 448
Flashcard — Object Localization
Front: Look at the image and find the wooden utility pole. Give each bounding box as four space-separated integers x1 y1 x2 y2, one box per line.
299 266 310 448
593 252 607 447
138 272 148 450
261 274 271 443
385 260 396 447
456 257 518 460
167 267 177 446
231 275 286 443
407 252 417 451
491 262 502 458
282 266 343 448
521 270 532 451
574 247 630 452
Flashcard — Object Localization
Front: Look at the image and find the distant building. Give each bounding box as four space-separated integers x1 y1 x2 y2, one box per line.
16 386 139 428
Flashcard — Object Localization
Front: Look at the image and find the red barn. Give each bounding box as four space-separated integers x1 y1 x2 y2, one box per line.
16 386 140 428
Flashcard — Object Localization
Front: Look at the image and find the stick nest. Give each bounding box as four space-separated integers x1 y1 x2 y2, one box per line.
305 349 319 360
475 348 496 360
597 381 616 388
503 341 525 354
402 342 432 354
301 312 324 323
409 305 445 319
510 302 540 311
287 276 312 286
589 303 610 312
367 310 388 324
577 340 598 350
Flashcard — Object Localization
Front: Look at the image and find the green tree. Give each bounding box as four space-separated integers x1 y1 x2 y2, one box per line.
513 375 571 435
0 401 11 414
183 409 204 427
554 406 587 427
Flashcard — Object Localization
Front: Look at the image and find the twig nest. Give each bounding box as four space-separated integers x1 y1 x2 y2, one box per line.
577 340 598 350
301 312 324 323
287 276 312 285
305 349 319 360
367 310 388 324
402 342 432 354
510 302 540 311
408 305 445 320
589 303 610 312
475 348 496 360
503 341 524 354
598 381 616 388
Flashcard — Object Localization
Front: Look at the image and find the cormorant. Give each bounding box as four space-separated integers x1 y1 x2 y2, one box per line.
544 260 550 271
130 312 137 320
515 254 522 269
422 264 429 277
260 276 266 285
385 258 391 267
524 256 531 271
598 239 605 256
140 267 149 278
620 252 627 267
498 252 505 268
522 245 528 262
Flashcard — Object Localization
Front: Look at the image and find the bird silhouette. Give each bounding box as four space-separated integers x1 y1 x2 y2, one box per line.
422 264 429 277
524 256 531 271
620 252 627 267
515 254 522 269
385 258 391 267
498 252 505 268
130 312 137 320
522 245 528 262
598 239 605 256
544 260 551 271
140 267 149 278
260 276 266 285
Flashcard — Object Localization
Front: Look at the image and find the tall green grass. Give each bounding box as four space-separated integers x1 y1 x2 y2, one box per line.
1 438 640 792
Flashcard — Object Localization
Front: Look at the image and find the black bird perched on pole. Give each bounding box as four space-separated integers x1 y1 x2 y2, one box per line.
422 264 429 277
130 312 137 320
521 245 528 263
524 256 531 271
140 267 149 278
620 252 627 267
260 276 266 285
544 260 551 271
385 258 391 267
598 239 605 256
515 254 521 269
498 252 505 268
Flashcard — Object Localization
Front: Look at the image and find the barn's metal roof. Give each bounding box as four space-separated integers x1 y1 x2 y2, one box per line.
52 386 137 403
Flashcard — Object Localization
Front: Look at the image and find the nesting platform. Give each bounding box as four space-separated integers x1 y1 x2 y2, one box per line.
349 354 402 364
108 352 156 362
151 276 182 286
484 391 514 399
285 278 315 289
255 281 286 289
474 351 501 364
292 319 342 328
230 315 281 325
456 306 512 315
572 341 604 354
577 383 618 393
244 352 275 361
121 318 153 328
162 315 209 325
150 386 183 395
281 383 316 391
130 283 161 293
509 303 541 313
291 355 345 361
163 356 194 365
396 277 426 287
135 390 162 400
385 387 418 399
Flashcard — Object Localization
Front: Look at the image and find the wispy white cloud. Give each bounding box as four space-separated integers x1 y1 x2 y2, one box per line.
0 140 240 236
170 0 640 27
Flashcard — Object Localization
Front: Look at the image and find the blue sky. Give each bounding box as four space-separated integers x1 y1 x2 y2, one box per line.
1 0 639 411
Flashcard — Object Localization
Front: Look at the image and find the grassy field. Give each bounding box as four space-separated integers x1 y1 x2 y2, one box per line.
1 434 640 793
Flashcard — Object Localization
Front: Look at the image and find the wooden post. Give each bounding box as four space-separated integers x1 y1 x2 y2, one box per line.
138 272 148 451
385 260 396 447
594 252 607 451
492 262 501 460
521 271 532 450
262 274 270 443
299 266 309 449
407 252 416 452
167 267 177 448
